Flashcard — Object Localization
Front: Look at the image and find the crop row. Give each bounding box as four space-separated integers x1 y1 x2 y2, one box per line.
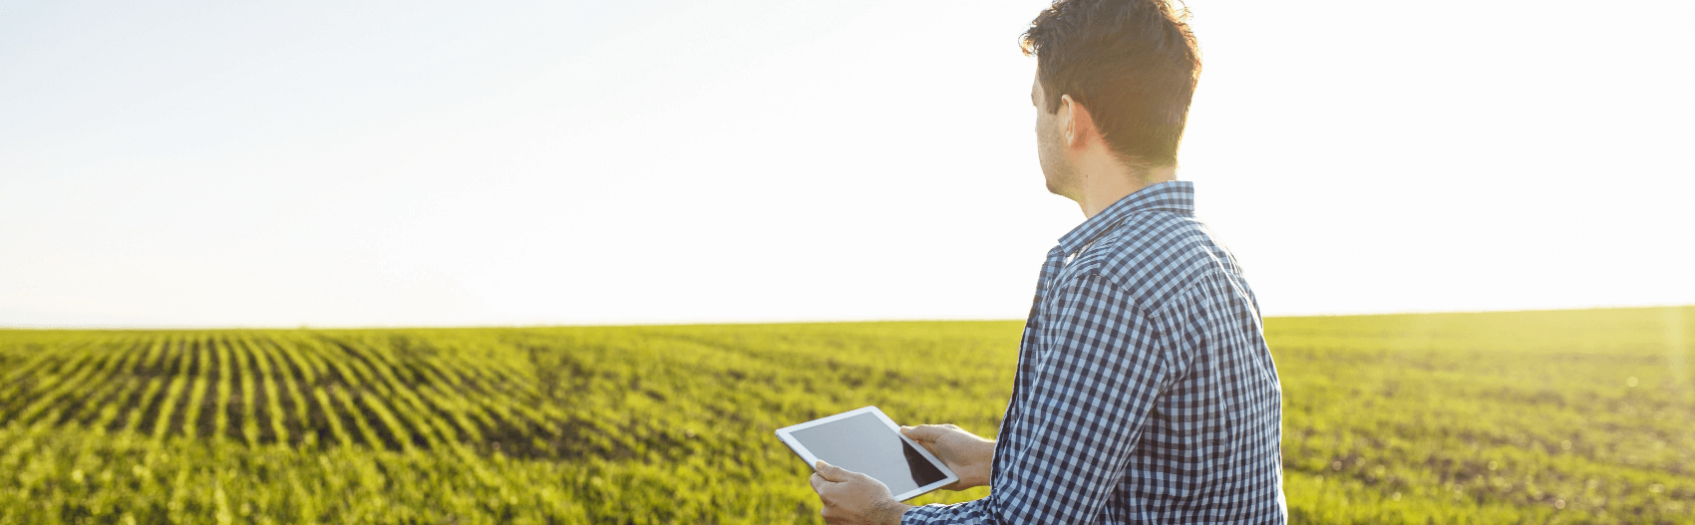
0 331 598 459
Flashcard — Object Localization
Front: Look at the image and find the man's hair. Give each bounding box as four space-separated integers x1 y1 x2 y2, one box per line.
1021 0 1201 169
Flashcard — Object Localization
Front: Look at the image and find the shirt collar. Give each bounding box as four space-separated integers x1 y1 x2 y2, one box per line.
1056 180 1195 258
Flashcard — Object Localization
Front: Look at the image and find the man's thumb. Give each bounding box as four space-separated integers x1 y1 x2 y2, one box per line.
902 425 934 441
815 460 847 482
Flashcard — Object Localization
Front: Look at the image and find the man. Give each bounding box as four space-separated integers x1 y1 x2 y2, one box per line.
806 0 1286 523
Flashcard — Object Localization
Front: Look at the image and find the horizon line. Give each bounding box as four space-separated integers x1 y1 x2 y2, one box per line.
2 303 1690 331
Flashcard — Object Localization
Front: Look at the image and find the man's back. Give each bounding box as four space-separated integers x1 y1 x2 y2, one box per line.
1068 183 1283 522
903 182 1285 524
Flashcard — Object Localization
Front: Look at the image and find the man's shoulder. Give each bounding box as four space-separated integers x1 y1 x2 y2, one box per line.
1065 210 1244 310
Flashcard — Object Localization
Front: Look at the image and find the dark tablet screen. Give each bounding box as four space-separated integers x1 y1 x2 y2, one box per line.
789 412 947 496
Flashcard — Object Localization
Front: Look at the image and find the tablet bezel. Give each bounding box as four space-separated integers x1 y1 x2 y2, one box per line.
775 405 959 502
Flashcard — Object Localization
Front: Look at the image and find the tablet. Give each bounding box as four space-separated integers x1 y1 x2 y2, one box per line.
775 406 958 501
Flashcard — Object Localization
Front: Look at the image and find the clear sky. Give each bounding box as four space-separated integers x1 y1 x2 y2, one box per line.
2 0 1692 328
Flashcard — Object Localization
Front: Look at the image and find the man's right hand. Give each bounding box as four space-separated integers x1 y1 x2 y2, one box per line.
900 424 995 490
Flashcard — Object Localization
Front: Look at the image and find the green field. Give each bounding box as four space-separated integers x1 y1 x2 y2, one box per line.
1 307 1691 524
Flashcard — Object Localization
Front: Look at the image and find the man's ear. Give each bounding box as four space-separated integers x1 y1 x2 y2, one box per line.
1059 94 1095 149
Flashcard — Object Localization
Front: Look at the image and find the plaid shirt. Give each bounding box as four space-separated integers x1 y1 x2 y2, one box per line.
904 181 1286 524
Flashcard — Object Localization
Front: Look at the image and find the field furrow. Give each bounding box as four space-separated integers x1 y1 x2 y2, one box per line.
54 337 148 428
214 335 236 442
273 337 345 448
151 336 197 440
177 336 214 439
311 387 354 448
316 334 458 448
10 337 136 427
67 336 153 431
329 384 397 451
121 335 181 436
234 335 282 446
289 336 405 450
306 337 430 450
0 337 99 401
247 336 306 446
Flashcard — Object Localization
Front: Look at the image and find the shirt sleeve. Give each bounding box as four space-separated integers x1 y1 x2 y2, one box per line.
903 273 1170 525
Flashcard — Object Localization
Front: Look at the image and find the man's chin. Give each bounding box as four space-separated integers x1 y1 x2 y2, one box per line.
1043 178 1065 197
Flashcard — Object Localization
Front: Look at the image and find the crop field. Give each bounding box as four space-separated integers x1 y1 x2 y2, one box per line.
1 307 1691 524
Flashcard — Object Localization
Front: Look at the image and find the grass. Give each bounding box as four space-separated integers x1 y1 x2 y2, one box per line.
0 306 1690 524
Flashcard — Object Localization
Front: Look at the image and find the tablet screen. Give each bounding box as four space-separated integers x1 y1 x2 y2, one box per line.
788 412 948 496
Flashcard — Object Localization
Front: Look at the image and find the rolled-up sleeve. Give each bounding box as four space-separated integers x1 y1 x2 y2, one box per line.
903 274 1170 524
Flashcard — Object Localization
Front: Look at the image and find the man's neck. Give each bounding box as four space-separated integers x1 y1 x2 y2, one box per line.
1075 165 1178 219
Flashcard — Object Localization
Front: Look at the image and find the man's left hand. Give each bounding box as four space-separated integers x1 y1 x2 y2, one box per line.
809 460 913 525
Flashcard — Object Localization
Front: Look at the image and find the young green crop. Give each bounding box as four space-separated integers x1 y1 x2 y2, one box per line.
0 307 1690 524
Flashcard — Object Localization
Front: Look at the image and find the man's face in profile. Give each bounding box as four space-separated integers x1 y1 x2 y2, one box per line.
1032 72 1071 198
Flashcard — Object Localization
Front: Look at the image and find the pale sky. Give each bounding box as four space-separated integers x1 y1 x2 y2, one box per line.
3 0 1692 328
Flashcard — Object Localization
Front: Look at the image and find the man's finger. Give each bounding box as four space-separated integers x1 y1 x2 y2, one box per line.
810 472 826 493
902 424 938 442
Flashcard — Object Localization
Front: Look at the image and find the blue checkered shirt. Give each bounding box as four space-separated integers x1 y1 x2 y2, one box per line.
904 181 1286 524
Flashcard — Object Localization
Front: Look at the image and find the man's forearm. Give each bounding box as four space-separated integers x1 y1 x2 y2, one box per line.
880 502 915 525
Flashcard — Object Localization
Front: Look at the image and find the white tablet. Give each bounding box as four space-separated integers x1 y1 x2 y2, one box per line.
775 406 959 501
